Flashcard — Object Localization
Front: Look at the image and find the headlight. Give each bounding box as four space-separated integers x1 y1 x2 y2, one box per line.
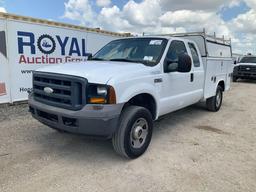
97 86 108 96
87 84 116 104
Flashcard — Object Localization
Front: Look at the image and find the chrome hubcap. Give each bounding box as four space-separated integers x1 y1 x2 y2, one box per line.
130 118 148 149
216 91 221 107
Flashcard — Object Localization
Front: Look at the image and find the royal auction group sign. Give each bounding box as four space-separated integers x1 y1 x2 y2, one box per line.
0 15 121 104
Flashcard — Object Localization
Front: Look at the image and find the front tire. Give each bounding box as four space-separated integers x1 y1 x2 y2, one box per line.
206 85 223 112
112 106 153 159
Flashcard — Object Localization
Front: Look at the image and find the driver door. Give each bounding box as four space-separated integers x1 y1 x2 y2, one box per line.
159 40 195 116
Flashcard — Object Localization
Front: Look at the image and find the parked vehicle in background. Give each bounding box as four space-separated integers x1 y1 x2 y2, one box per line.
28 31 233 158
233 55 256 82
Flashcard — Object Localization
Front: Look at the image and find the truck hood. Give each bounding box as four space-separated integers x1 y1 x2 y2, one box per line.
36 61 149 84
238 63 256 66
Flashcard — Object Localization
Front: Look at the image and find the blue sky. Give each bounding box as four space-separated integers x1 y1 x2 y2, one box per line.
0 0 142 24
220 1 250 21
1 0 70 23
0 0 256 54
1 0 247 23
0 0 251 31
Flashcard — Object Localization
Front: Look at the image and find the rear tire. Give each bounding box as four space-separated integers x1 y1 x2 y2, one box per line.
112 106 153 159
206 85 223 112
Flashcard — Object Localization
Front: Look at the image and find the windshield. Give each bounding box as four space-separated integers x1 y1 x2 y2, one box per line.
239 57 256 63
91 38 168 66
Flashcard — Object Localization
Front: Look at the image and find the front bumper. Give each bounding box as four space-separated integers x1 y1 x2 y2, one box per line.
233 66 256 79
28 96 123 138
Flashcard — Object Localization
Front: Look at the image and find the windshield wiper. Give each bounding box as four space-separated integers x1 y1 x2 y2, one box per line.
109 58 141 63
89 57 105 61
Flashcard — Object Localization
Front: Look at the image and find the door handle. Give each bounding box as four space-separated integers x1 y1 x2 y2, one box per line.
190 73 194 82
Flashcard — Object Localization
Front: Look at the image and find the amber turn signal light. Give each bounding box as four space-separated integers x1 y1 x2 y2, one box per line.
108 86 116 104
89 97 106 104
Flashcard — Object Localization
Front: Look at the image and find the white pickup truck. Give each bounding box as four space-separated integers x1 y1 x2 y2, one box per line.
28 32 233 158
233 55 256 81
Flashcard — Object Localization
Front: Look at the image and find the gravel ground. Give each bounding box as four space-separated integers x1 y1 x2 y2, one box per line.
0 82 256 192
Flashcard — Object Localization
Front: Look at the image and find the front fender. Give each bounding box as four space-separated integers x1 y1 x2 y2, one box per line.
116 82 160 118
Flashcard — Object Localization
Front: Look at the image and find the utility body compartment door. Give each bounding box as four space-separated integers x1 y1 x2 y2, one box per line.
203 58 232 99
203 40 233 99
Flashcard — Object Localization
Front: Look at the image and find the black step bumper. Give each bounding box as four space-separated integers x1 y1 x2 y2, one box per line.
28 96 123 138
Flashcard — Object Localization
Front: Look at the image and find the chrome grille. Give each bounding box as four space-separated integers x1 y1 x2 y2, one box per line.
33 72 87 110
239 65 256 72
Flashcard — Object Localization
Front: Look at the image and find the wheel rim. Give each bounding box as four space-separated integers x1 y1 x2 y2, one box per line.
216 90 222 108
130 118 148 149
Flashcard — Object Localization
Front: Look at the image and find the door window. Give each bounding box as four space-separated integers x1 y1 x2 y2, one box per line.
188 43 200 67
165 40 188 72
166 40 188 61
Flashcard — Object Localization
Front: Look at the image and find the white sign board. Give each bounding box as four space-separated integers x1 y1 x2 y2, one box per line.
0 18 120 104
0 19 10 103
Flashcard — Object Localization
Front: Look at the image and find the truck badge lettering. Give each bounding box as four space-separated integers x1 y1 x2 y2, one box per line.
44 87 54 94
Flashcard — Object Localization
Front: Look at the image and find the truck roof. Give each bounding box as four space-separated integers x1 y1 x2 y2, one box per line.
114 36 188 42
241 55 256 57
142 31 232 46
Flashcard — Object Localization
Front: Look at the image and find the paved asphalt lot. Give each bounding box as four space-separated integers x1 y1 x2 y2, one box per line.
0 81 256 192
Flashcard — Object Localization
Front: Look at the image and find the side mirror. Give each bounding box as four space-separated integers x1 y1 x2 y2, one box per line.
234 60 237 65
177 54 192 73
87 53 93 60
165 59 178 73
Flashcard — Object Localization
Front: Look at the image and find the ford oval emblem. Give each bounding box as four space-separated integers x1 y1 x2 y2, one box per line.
246 68 250 70
44 87 54 94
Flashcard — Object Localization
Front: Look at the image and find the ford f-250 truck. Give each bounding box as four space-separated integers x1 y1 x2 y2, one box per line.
233 55 256 82
28 32 233 158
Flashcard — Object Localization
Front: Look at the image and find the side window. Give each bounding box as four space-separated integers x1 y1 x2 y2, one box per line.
188 43 200 67
166 40 188 61
165 40 188 73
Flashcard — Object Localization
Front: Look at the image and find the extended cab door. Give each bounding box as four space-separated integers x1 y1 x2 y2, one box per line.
158 40 202 116
187 42 204 101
